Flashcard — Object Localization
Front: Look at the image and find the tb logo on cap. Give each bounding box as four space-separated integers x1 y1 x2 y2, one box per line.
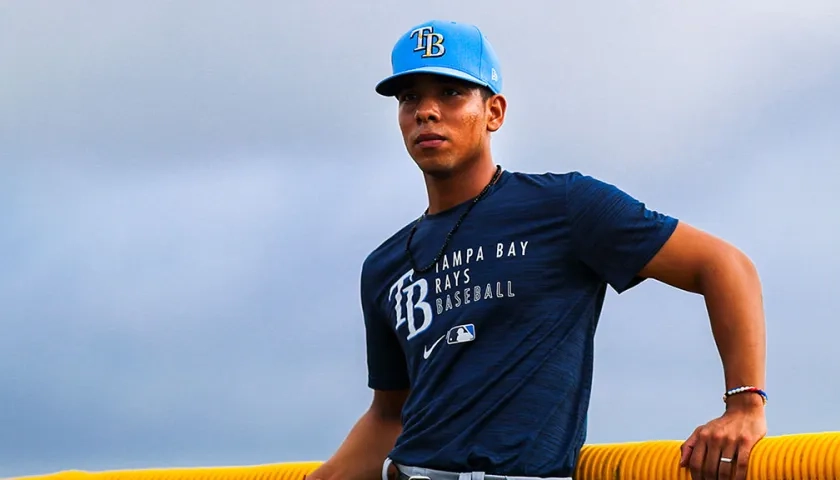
410 26 445 58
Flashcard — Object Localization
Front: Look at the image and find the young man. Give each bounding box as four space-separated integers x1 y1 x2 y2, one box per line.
306 20 768 480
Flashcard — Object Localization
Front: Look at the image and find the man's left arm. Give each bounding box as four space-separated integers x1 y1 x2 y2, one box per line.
565 172 767 480
639 221 767 480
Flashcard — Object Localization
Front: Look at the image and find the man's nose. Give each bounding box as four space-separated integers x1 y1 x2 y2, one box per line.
414 97 440 123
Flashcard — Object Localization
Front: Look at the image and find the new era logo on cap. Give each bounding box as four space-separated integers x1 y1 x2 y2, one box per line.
375 20 503 97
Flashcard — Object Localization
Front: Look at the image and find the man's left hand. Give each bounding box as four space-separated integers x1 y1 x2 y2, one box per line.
679 401 767 480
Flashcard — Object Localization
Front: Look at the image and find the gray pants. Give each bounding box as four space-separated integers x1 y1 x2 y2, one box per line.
382 457 573 480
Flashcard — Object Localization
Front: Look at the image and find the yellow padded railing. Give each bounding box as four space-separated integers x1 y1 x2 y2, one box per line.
13 432 840 480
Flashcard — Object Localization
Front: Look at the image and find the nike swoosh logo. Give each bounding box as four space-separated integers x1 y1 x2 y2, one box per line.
423 335 446 359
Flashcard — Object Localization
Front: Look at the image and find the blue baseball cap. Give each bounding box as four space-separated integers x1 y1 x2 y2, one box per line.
375 20 503 97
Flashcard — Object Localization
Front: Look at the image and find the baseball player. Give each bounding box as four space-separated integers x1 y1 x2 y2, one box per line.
306 20 768 480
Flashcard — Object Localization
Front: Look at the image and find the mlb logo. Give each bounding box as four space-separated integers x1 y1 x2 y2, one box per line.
446 324 476 345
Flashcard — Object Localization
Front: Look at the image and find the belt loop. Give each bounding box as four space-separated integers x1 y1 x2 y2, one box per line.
382 457 393 480
470 472 485 480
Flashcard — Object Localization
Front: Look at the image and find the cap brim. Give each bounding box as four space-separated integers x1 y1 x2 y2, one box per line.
375 66 491 97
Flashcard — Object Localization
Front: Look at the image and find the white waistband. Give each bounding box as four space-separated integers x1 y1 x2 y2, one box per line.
383 458 572 480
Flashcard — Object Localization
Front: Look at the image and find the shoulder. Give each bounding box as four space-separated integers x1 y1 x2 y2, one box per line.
497 170 575 202
512 169 655 214
505 168 677 236
504 169 576 187
562 171 630 202
501 169 618 208
481 170 604 222
503 169 606 192
360 219 415 285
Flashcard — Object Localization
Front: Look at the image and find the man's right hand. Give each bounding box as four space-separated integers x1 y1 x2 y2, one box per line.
300 389 408 480
303 463 335 480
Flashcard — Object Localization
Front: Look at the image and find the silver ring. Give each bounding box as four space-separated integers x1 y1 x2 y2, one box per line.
720 457 733 463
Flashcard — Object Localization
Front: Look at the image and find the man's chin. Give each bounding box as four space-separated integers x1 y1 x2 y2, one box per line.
414 158 458 179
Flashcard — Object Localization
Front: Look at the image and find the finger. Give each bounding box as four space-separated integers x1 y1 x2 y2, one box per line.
717 443 737 480
680 441 694 467
681 428 701 467
688 440 707 480
702 435 724 480
680 443 693 469
733 442 754 480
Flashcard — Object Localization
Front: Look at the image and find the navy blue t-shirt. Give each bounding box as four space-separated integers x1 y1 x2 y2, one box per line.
359 170 678 478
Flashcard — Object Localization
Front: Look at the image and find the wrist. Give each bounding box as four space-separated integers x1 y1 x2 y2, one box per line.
723 385 767 413
725 393 765 412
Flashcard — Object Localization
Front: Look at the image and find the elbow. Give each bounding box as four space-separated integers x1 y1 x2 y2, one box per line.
697 245 760 295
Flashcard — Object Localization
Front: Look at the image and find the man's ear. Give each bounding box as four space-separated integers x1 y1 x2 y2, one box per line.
486 94 507 132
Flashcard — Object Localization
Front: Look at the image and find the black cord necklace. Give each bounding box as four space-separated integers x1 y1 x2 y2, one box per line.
405 165 503 274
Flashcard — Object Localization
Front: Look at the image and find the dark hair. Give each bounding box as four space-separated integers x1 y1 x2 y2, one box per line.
390 76 497 101
479 86 496 101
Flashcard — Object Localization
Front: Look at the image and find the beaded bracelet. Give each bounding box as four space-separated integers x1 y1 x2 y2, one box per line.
723 386 768 405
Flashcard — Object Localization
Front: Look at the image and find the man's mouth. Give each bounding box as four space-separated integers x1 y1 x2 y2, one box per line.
415 133 446 148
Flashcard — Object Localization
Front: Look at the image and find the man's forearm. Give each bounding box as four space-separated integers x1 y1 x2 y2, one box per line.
309 408 402 480
698 249 766 409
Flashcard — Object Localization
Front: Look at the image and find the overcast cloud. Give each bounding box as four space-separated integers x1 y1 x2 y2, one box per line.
2 1 839 477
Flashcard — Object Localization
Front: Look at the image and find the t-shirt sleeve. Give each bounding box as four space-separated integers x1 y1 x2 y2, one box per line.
360 259 411 391
566 172 679 293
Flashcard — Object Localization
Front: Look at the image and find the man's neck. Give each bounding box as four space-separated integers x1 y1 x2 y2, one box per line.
424 159 499 215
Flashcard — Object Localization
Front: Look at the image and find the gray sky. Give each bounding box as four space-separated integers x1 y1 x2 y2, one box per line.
2 0 839 477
